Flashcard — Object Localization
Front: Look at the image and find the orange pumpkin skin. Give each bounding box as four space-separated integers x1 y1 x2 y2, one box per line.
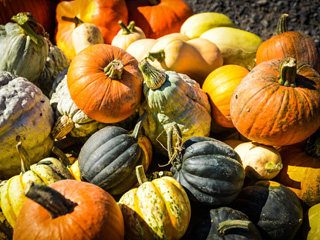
55 0 128 60
13 180 125 240
67 44 143 123
126 0 193 39
230 58 320 146
275 142 320 207
202 65 249 128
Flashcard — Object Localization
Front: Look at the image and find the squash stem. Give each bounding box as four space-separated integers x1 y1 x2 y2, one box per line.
136 165 148 185
11 12 45 46
265 161 283 173
104 59 124 80
139 59 167 89
16 142 31 173
51 146 72 167
119 20 131 35
278 57 297 87
146 50 165 63
131 111 148 141
276 13 289 35
24 181 77 219
128 21 136 32
51 115 75 140
61 16 83 27
218 220 253 235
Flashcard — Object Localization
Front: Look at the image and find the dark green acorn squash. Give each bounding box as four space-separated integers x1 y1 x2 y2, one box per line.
206 207 262 240
230 180 303 240
168 124 245 206
0 12 49 83
78 112 148 196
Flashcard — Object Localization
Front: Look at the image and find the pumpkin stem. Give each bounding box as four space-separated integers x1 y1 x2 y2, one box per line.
16 142 31 173
139 58 167 89
146 50 165 63
51 115 75 140
51 146 72 167
131 111 148 141
104 59 124 80
278 57 297 87
11 12 45 46
61 16 83 27
24 181 77 219
265 161 283 173
119 20 134 35
136 165 148 185
302 127 320 157
128 21 136 32
217 220 254 235
276 13 289 35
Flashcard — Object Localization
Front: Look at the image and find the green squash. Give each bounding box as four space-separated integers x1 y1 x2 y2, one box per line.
138 59 211 155
231 180 303 240
206 207 262 240
168 124 245 206
0 71 54 179
1 142 74 228
0 12 49 82
36 43 70 97
78 112 148 196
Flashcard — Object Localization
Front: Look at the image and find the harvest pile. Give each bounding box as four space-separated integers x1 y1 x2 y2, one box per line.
0 0 319 239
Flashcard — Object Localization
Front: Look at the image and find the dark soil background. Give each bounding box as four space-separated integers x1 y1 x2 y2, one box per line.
182 0 320 51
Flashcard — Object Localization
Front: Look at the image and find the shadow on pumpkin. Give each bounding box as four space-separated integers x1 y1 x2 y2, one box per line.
295 74 317 90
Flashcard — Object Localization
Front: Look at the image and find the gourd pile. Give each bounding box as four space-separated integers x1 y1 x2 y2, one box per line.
0 0 320 239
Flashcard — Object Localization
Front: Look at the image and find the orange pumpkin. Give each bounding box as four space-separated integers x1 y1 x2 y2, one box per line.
275 128 320 207
67 44 143 123
202 65 249 128
13 180 124 240
55 0 128 59
126 0 193 39
256 14 320 73
230 57 320 146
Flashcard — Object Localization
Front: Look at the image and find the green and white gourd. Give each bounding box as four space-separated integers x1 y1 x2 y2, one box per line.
138 59 212 155
0 12 49 83
0 71 54 179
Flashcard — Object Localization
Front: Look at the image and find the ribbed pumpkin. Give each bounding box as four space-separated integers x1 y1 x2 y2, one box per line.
78 112 149 196
13 180 124 240
55 0 128 60
275 128 320 207
126 0 193 39
1 142 74 228
230 57 320 146
168 124 245 206
256 14 320 73
67 44 143 124
202 65 249 128
118 165 191 240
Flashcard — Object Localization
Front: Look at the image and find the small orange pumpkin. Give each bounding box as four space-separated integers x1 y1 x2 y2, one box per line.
67 44 143 123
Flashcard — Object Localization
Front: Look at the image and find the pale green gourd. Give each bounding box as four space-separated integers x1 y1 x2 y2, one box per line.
0 71 54 179
138 59 211 155
0 13 49 83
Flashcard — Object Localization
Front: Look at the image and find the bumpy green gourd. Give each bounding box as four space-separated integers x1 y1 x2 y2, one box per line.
0 71 54 179
138 59 211 155
0 12 49 83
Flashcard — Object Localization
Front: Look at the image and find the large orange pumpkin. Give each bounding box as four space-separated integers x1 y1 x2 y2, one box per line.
55 0 128 60
256 14 320 73
230 57 320 146
126 0 193 39
202 65 249 128
67 44 143 123
275 128 320 207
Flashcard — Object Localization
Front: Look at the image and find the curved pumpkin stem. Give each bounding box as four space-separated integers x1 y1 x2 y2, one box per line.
278 57 297 87
61 16 83 27
24 181 77 219
217 220 254 235
11 12 45 46
51 146 72 167
136 165 148 185
131 111 148 141
119 20 136 35
146 50 165 63
276 13 289 35
265 161 283 173
51 115 75 140
104 59 124 80
139 58 167 89
16 142 31 173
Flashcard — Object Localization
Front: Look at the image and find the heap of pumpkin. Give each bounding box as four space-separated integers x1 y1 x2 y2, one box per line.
0 0 320 239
